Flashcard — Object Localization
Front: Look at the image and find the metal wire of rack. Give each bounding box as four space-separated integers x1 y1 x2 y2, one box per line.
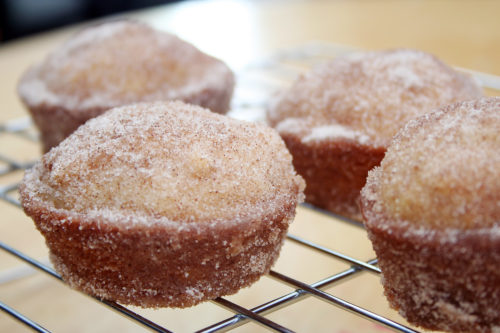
1 42 498 333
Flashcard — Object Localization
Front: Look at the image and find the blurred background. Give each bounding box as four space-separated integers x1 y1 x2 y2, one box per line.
0 0 180 42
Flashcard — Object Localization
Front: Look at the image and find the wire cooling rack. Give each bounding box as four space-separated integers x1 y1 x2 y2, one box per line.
1 42 498 333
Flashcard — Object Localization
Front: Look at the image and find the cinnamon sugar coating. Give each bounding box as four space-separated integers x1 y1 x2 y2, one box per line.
361 97 500 332
268 49 482 220
19 101 305 308
18 20 235 152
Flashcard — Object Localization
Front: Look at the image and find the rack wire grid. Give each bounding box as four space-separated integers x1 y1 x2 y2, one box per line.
1 42 499 333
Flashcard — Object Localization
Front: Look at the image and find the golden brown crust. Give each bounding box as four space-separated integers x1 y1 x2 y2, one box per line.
374 98 500 230
268 49 482 220
18 20 235 152
360 97 500 332
268 49 482 145
19 101 305 308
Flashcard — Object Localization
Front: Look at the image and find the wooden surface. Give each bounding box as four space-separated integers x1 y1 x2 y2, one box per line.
0 0 499 332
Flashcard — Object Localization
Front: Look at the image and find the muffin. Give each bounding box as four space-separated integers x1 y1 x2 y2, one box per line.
18 20 235 152
19 101 305 308
360 97 500 333
267 49 482 220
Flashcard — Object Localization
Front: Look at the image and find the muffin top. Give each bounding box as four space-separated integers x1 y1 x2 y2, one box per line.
18 21 233 113
21 101 304 225
363 97 500 230
268 49 482 148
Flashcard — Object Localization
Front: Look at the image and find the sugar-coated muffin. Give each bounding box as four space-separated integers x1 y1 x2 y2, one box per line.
360 97 500 333
18 20 235 152
19 101 304 308
267 49 482 220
